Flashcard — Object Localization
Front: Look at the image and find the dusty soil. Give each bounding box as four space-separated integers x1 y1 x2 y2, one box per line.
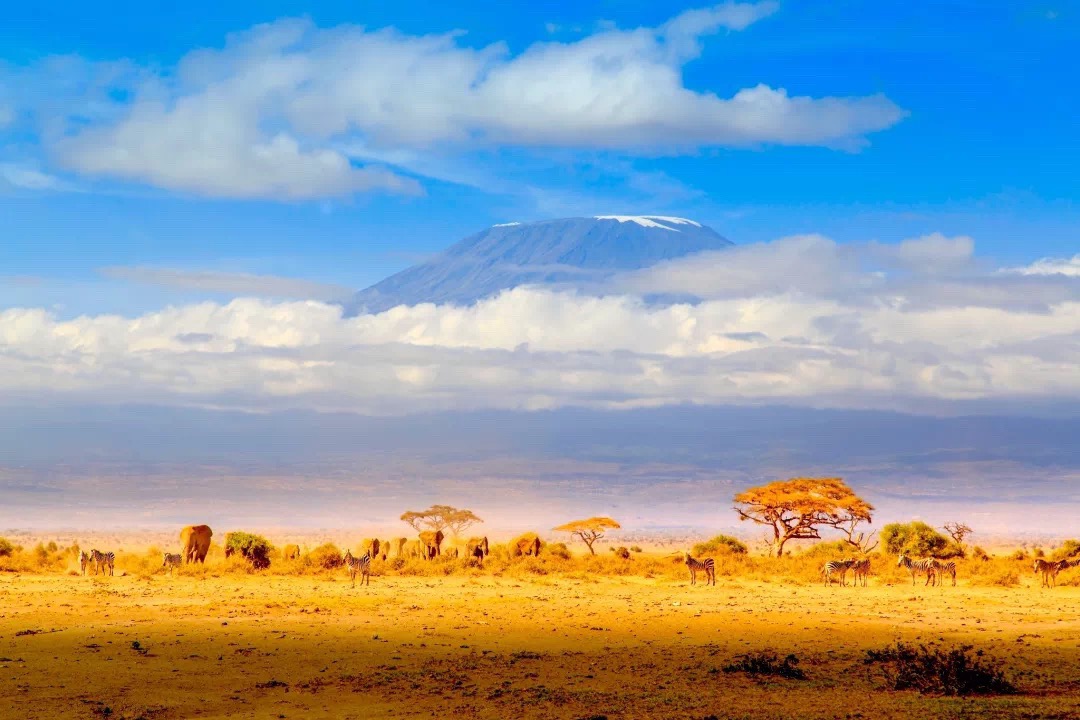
2 572 1079 719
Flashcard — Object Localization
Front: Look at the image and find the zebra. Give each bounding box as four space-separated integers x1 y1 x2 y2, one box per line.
1035 558 1078 588
342 549 371 588
88 549 115 576
162 552 183 574
684 553 715 586
822 559 854 587
849 557 871 587
78 550 91 576
897 553 936 586
931 558 957 587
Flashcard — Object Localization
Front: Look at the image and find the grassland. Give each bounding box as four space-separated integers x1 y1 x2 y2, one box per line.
2 541 1080 719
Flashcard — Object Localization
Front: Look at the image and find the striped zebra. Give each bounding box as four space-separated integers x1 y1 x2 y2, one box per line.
343 550 371 588
1035 558 1078 588
897 553 936 586
162 552 183 574
89 549 115 576
684 553 715 586
822 559 854 587
931 558 957 587
78 550 91 576
849 557 871 587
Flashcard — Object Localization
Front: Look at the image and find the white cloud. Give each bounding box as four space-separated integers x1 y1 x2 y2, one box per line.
98 266 355 301
1010 254 1080 278
1 238 1076 413
0 163 71 192
40 3 903 199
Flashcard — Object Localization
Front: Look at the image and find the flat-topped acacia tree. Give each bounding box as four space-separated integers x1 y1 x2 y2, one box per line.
733 477 873 557
553 517 621 555
400 505 482 537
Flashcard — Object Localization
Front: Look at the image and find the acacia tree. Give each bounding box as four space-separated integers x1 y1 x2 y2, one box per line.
553 517 621 555
733 477 873 557
943 522 973 552
837 515 879 553
400 505 482 536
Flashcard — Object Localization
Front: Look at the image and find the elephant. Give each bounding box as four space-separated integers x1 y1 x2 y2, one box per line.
180 525 213 564
406 539 424 559
283 544 301 561
361 538 381 560
418 530 445 559
392 537 408 558
512 532 543 557
466 536 489 566
379 539 391 561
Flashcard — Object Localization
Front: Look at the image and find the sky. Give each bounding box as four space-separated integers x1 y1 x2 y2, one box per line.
0 1 1078 530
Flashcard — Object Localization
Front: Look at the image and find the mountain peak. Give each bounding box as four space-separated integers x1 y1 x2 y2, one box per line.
348 216 732 314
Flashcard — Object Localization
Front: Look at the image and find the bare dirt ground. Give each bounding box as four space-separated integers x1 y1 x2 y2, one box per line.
2 572 1079 720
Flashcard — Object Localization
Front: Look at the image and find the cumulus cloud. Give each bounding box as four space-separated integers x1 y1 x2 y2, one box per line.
37 2 903 198
1 237 1076 414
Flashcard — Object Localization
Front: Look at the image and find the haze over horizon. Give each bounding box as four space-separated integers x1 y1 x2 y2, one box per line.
1 2 1077 533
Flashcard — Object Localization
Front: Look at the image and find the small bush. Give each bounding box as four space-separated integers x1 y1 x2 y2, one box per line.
864 643 1016 696
0 538 15 558
882 521 949 557
971 546 990 561
1052 539 1080 561
545 542 572 560
629 546 643 553
1010 549 1027 561
306 543 343 570
723 651 805 680
693 535 748 556
224 532 274 570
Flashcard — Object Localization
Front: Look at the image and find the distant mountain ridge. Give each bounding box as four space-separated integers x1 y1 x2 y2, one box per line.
347 216 733 314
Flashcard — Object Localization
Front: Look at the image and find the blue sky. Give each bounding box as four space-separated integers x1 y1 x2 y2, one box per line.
1 2 1078 527
1 1 1077 316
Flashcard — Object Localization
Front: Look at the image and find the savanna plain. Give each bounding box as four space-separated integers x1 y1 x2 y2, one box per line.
3 536 1080 720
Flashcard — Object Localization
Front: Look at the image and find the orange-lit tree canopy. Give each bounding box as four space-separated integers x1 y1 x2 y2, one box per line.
401 505 482 536
553 517 621 555
733 477 873 557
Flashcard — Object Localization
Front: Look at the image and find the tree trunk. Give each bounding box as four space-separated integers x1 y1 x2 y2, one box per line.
585 539 596 555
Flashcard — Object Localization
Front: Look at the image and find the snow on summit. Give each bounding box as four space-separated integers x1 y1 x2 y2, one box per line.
594 216 702 231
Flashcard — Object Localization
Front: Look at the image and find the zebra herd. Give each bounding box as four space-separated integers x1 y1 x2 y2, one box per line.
822 557 872 587
78 549 115 576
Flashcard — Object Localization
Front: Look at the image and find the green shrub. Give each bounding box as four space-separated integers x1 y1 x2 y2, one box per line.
224 531 274 570
630 546 642 553
0 538 15 558
971 546 990 561
723 651 805 680
882 522 949 557
864 642 1016 696
1010 549 1027 561
692 535 748 556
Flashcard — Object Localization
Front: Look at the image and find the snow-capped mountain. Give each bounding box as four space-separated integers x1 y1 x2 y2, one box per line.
347 216 732 314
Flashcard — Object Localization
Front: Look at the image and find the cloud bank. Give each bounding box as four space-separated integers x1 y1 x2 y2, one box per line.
5 3 904 199
1 236 1076 414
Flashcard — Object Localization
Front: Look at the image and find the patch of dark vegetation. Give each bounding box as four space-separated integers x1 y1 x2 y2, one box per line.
255 679 289 689
722 651 806 680
864 642 1017 696
14 629 41 637
509 650 544 662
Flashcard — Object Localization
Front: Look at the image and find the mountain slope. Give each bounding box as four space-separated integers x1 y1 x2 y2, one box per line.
347 216 732 314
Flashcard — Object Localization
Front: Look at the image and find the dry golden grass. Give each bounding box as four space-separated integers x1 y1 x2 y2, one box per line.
2 544 1080 719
